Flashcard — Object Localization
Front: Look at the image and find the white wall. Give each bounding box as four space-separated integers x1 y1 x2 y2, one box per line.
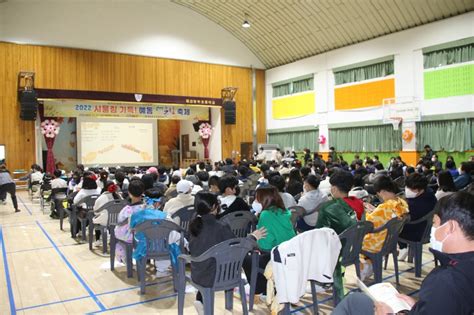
0 0 264 69
180 120 204 160
265 12 474 134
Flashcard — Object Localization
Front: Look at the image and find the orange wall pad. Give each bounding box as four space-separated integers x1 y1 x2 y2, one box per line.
399 151 420 167
334 78 395 110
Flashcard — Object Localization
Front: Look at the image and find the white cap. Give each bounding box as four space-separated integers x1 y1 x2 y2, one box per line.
176 180 193 194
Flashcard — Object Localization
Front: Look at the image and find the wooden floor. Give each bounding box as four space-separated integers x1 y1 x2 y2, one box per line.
0 191 435 314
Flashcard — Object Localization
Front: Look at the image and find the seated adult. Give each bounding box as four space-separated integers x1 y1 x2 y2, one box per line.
398 173 437 261
286 168 304 197
114 170 129 195
222 158 236 175
73 172 101 205
445 159 459 179
431 154 443 171
92 181 123 232
315 170 358 234
296 175 328 231
157 166 170 186
365 163 387 185
268 174 296 209
185 175 203 196
454 161 472 190
131 188 179 277
217 175 249 219
208 175 220 194
333 192 474 315
114 179 145 263
361 176 408 279
243 186 296 298
314 170 358 300
196 171 209 191
51 169 67 189
435 170 457 200
189 192 265 314
164 175 180 200
163 180 194 217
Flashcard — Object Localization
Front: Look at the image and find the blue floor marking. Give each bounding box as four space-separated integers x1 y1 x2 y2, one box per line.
88 292 177 314
17 195 32 215
0 225 17 315
36 221 106 311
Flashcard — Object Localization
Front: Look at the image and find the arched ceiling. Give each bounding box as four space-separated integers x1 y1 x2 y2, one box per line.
172 0 474 68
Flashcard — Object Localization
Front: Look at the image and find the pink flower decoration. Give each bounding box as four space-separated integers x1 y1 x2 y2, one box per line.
40 119 60 138
198 123 212 139
318 135 326 145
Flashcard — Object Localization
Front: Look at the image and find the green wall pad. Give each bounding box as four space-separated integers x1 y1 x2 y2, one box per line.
424 64 474 99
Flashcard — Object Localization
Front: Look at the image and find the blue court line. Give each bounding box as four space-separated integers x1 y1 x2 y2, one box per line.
16 295 91 312
35 221 106 311
16 279 173 312
17 195 32 215
88 292 178 314
290 259 434 313
0 225 17 315
2 220 57 228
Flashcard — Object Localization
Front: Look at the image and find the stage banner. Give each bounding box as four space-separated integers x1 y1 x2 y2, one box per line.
43 99 209 120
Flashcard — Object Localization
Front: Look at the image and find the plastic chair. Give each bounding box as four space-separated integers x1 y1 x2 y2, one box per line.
177 238 256 315
288 205 305 229
171 205 195 237
393 176 406 189
134 219 184 294
88 199 128 253
398 210 436 277
219 211 257 237
29 181 41 201
108 201 134 278
51 187 67 217
70 195 100 240
361 216 408 284
333 221 374 305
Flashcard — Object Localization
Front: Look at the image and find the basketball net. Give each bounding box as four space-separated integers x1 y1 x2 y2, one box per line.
390 117 403 130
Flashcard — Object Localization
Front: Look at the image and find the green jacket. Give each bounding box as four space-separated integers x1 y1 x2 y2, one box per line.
315 198 356 234
257 207 296 251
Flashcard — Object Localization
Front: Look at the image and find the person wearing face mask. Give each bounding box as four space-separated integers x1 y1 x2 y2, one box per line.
216 175 250 219
453 161 472 190
332 191 474 315
398 173 437 261
296 174 328 231
359 175 409 280
188 192 266 315
243 186 296 300
431 154 442 171
315 170 358 300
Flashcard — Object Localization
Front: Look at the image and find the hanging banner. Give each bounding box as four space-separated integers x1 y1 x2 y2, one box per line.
43 99 209 120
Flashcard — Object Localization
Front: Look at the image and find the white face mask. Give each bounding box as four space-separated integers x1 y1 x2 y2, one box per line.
431 157 436 162
430 222 450 252
405 187 418 199
252 200 263 214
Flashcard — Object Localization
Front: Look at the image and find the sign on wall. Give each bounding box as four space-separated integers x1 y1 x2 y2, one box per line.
43 99 209 121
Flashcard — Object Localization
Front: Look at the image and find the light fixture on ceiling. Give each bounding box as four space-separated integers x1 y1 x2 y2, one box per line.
242 14 251 28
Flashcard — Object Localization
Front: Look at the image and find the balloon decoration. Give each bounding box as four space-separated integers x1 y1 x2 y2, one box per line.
40 119 60 173
198 122 212 159
318 135 327 145
40 119 60 138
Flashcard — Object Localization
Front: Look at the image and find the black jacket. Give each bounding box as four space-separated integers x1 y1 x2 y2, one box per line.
400 190 437 241
409 249 474 314
217 197 250 219
189 214 235 287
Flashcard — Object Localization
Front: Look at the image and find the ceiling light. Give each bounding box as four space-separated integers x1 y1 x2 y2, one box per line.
242 14 250 28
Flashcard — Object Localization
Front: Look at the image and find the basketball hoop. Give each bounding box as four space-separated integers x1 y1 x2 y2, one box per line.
389 117 403 130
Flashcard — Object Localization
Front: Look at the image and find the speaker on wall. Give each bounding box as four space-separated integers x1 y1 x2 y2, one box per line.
223 100 236 125
19 90 38 121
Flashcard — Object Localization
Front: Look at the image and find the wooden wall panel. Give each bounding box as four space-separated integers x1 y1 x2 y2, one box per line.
256 69 266 144
0 42 266 170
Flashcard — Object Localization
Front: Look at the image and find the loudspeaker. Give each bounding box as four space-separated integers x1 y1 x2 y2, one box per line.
223 100 236 125
19 90 38 120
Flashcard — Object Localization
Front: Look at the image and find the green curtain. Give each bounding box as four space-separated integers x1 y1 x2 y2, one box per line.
272 83 291 97
268 129 319 152
329 125 401 152
334 60 394 85
424 44 474 69
293 77 313 93
416 119 472 152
